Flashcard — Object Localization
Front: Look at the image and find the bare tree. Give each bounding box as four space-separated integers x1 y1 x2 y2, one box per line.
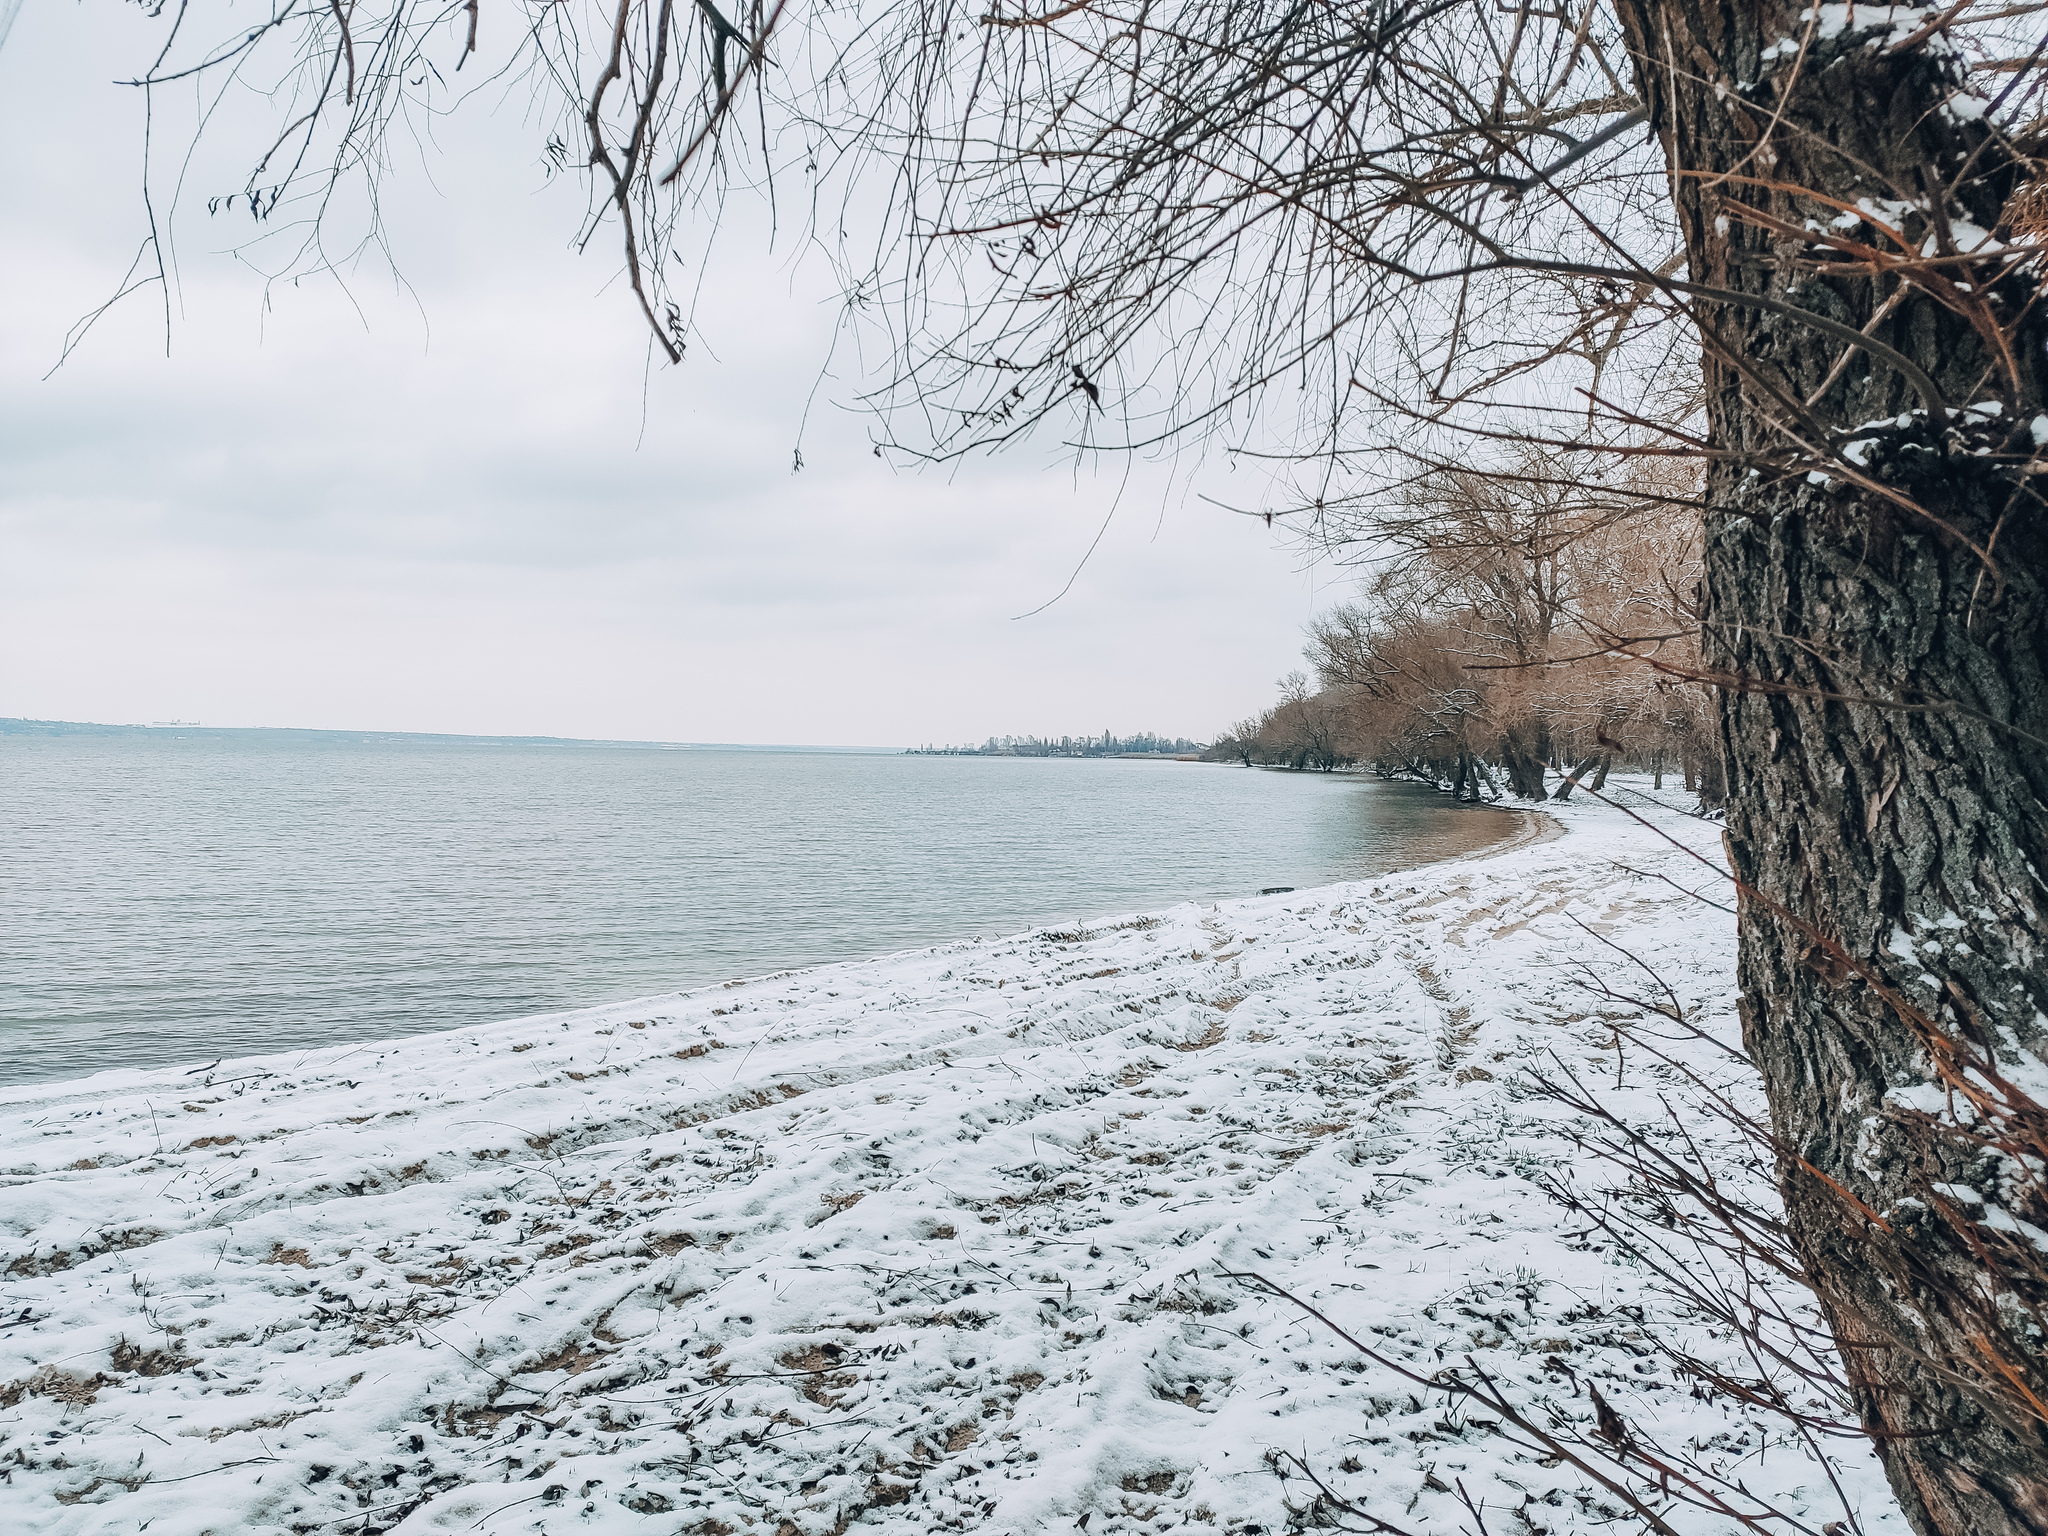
103 0 2048 1523
1206 714 1268 765
1305 599 1502 790
1262 672 1354 770
1296 443 1712 801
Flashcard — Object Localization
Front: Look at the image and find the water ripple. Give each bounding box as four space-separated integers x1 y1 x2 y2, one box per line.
0 737 1525 1085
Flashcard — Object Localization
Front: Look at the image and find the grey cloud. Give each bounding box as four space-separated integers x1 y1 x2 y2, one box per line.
0 1 1322 743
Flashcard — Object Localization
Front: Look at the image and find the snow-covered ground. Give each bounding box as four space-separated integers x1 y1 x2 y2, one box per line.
1 784 1901 1535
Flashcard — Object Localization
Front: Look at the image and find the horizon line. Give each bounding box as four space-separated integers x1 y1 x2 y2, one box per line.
0 717 901 753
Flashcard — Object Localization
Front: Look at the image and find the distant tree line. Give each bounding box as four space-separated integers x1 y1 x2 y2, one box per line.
1207 448 1719 805
908 732 1204 758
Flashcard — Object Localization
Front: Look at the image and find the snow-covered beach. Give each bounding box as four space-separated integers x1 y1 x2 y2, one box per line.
0 788 1900 1535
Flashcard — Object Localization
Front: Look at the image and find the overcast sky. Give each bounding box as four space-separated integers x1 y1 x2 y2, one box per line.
0 3 1340 747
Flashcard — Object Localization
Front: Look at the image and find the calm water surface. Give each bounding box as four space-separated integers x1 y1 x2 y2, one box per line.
1 736 1528 1086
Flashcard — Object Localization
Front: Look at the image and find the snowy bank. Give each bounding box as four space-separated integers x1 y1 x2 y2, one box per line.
0 787 1900 1535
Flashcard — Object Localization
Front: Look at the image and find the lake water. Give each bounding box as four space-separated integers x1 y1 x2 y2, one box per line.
0 734 1530 1086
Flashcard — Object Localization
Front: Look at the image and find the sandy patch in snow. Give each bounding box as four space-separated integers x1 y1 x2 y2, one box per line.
0 784 1900 1535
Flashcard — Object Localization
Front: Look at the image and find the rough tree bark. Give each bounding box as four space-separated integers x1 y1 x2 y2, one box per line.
1501 728 1551 800
1614 1 2048 1528
1550 752 1603 802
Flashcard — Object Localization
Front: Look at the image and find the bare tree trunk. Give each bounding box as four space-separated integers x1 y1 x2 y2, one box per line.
1454 750 1479 801
1692 743 1726 812
1472 756 1501 802
1501 729 1550 800
1550 753 1602 803
1615 1 2048 1526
